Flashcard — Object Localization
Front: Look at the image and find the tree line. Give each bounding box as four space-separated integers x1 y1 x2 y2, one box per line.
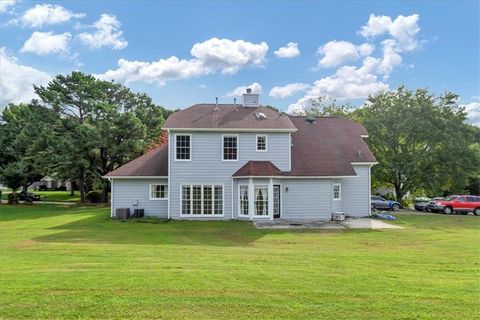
1 72 478 204
0 72 173 203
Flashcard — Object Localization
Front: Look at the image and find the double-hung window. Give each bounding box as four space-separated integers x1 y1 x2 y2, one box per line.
333 184 341 200
223 135 238 160
150 184 168 200
256 135 267 152
175 134 191 160
181 185 223 216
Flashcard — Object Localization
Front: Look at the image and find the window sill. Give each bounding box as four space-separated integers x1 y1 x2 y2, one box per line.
179 214 225 218
150 198 168 201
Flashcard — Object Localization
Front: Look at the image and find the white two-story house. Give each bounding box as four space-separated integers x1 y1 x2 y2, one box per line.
105 90 377 221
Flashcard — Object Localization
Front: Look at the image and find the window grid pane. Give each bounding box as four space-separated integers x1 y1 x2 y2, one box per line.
254 186 268 216
273 186 280 215
257 136 266 151
176 135 190 160
182 186 191 214
214 186 223 215
181 185 223 215
223 136 238 160
240 185 249 216
192 185 202 214
151 184 168 199
203 186 213 215
333 185 340 199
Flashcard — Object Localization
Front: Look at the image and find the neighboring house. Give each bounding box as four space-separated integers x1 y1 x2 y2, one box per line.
30 176 72 191
105 90 377 221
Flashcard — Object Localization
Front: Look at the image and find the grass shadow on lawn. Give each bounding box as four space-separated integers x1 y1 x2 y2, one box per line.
32 211 298 247
0 204 106 222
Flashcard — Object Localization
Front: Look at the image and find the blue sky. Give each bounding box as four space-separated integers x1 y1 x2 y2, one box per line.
1 0 479 123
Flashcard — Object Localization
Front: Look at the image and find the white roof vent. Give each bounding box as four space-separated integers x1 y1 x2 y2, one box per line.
255 112 267 119
242 88 259 107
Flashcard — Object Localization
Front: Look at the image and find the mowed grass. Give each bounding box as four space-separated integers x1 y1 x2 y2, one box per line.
0 205 478 319
1 191 80 202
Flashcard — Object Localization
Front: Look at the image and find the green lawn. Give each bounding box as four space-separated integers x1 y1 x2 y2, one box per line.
1 190 80 202
0 205 478 319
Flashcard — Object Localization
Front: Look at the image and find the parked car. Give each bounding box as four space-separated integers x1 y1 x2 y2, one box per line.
414 197 431 211
414 197 442 212
428 195 480 215
371 195 401 211
17 192 41 201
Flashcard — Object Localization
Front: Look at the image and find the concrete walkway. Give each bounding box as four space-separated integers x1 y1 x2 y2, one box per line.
254 218 403 230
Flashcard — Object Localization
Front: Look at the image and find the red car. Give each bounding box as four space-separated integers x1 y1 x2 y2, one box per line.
428 195 480 215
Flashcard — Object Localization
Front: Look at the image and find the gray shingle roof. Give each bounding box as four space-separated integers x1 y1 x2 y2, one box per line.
163 104 297 131
105 144 168 177
105 111 376 178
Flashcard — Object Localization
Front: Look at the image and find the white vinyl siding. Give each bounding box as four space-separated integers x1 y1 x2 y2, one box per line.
281 179 331 220
112 178 168 218
169 132 290 219
342 165 370 217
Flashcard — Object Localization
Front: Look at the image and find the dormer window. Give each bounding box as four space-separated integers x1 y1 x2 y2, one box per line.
256 135 267 152
175 134 191 161
223 135 238 161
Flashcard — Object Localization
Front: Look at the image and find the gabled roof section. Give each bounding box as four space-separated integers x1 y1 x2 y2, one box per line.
105 144 168 177
163 104 296 131
233 161 282 177
286 117 376 176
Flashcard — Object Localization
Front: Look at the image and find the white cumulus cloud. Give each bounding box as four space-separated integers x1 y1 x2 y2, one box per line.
21 31 71 55
0 0 17 13
0 47 51 106
78 14 127 50
269 83 310 98
227 82 262 97
274 42 300 58
359 13 420 52
96 38 268 85
317 40 374 67
461 102 480 127
190 38 268 74
288 13 421 114
20 4 84 27
308 59 389 99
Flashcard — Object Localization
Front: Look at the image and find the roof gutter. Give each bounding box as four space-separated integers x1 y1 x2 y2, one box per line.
102 176 168 179
163 128 297 133
232 175 358 179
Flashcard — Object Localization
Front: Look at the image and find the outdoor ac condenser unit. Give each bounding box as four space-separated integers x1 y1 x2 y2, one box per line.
333 212 345 221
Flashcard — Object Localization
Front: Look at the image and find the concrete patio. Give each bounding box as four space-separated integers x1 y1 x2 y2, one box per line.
254 218 403 230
